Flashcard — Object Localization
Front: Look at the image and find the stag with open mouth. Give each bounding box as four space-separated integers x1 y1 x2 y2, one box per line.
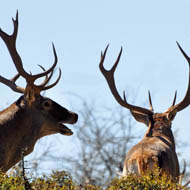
0 11 78 172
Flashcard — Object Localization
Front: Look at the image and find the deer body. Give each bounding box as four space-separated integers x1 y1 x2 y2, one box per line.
0 12 78 172
123 129 179 178
99 43 190 181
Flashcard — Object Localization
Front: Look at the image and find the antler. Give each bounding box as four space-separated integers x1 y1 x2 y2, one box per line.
148 90 154 112
0 11 61 95
34 65 62 91
172 90 177 106
99 45 153 115
0 74 24 93
168 42 190 112
148 90 177 111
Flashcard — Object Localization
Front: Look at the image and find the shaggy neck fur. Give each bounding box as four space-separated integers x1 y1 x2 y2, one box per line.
0 97 41 172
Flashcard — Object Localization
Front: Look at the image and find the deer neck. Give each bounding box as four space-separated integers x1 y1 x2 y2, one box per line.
145 121 176 151
0 97 41 172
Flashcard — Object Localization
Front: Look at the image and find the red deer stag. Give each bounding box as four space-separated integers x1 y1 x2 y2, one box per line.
99 43 190 181
0 12 78 172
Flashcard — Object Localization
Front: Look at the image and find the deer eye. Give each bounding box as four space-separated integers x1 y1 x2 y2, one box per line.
42 99 52 110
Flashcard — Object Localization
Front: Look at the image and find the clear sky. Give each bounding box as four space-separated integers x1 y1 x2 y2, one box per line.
0 0 190 171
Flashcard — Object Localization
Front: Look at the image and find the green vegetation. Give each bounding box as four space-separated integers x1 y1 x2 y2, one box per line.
108 171 187 190
0 170 101 190
0 168 188 190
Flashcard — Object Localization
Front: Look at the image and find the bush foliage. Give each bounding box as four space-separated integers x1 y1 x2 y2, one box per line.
108 172 187 190
0 168 188 190
0 170 101 190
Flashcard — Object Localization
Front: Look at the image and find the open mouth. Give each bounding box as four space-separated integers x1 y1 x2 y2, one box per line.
58 113 78 136
59 123 73 136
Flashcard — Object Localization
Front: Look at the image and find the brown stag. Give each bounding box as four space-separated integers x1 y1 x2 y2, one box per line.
99 43 190 181
0 12 78 172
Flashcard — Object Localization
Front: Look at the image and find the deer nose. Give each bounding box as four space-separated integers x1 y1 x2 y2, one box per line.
73 113 78 123
69 112 78 124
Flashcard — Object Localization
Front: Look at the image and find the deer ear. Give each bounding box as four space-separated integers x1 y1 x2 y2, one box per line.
130 111 150 127
166 108 177 121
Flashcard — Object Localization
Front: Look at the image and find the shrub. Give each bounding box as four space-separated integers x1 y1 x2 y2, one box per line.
107 169 187 190
0 169 188 190
0 170 100 190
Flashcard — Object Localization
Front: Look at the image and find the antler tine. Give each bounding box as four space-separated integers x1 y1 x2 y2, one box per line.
11 73 20 82
172 42 190 112
172 90 177 106
30 43 57 81
148 90 154 112
37 65 54 87
0 75 24 93
38 65 45 71
123 91 128 104
99 44 122 74
12 10 18 41
99 44 110 72
99 45 153 115
40 68 61 91
0 11 31 80
177 42 190 64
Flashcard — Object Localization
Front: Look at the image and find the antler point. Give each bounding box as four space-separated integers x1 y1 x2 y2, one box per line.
52 42 56 49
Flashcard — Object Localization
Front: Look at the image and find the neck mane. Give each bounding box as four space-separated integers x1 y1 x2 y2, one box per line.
0 97 40 172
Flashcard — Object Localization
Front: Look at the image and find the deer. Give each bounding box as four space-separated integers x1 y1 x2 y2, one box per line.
0 12 78 172
99 43 190 181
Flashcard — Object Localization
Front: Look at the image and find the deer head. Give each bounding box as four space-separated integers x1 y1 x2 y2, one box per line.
99 43 190 180
0 12 78 172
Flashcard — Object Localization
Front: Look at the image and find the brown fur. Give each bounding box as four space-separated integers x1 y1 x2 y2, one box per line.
0 96 78 172
99 44 190 182
0 12 78 172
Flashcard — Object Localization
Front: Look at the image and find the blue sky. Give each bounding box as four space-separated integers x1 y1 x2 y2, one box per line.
0 0 190 171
